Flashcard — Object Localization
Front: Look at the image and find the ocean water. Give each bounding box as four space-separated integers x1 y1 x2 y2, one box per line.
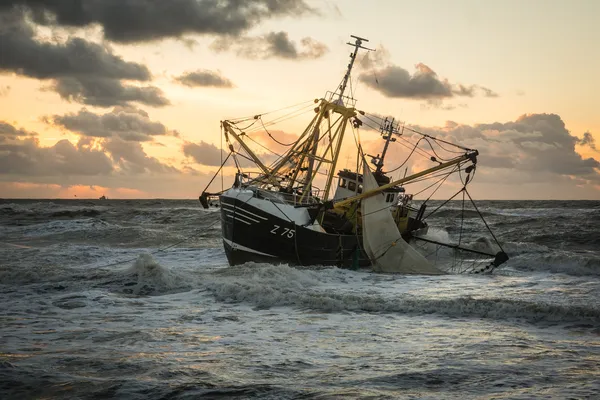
1 199 599 399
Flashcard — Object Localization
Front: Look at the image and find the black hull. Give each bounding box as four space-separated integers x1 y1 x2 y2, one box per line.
220 196 370 268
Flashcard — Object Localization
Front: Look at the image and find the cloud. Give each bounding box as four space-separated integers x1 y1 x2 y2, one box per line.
578 131 597 150
211 31 328 59
51 76 170 107
479 86 499 98
0 122 114 176
103 136 178 174
0 121 37 141
48 107 178 142
360 63 497 101
0 85 10 96
174 70 234 88
0 9 168 107
0 119 179 179
407 113 600 182
0 12 149 80
183 136 282 168
182 141 225 167
0 0 314 44
357 47 497 106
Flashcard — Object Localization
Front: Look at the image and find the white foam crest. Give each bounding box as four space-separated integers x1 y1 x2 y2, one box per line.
420 227 451 243
19 218 112 237
510 251 600 276
504 241 550 256
412 228 455 263
206 263 372 310
122 254 197 295
202 264 600 323
489 207 597 218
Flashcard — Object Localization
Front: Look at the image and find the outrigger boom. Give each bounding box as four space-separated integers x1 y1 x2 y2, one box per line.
333 150 478 209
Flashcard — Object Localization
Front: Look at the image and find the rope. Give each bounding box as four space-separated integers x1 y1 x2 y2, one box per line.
423 137 452 162
384 138 423 173
464 189 505 253
244 134 284 157
228 99 315 124
245 103 316 134
202 152 231 193
259 116 296 146
231 118 259 131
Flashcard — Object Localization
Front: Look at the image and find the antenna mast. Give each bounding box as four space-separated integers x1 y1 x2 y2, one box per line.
337 35 374 101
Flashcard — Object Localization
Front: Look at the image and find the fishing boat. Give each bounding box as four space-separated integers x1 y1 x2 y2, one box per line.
200 35 508 274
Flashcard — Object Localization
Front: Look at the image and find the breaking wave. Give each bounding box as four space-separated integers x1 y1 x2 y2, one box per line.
201 263 600 325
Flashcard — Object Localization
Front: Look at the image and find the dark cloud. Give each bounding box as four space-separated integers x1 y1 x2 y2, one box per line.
360 63 450 99
51 76 170 107
48 107 178 142
358 45 391 70
359 63 497 101
0 122 113 176
421 100 468 111
479 86 499 98
357 47 497 106
174 70 234 88
0 12 149 80
0 9 169 107
409 113 600 181
0 0 313 43
0 120 178 177
0 121 36 141
183 137 281 168
211 31 328 59
578 131 596 150
103 136 178 174
183 141 225 167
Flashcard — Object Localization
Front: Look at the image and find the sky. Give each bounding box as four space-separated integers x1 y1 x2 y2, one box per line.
1 0 599 200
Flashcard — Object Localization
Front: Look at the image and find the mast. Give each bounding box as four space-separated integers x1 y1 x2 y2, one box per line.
303 35 373 198
337 35 374 102
370 117 398 175
218 36 373 199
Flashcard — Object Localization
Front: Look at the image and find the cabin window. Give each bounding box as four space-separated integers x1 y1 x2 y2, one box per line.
358 184 363 194
386 193 395 203
339 178 347 188
348 181 356 191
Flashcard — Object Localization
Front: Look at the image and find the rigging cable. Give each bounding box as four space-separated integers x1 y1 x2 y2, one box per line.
395 134 440 162
464 189 505 254
384 138 423 173
202 151 232 194
244 103 316 133
259 116 296 146
231 118 259 131
220 124 224 191
228 99 315 124
404 126 471 151
423 137 452 162
412 164 462 200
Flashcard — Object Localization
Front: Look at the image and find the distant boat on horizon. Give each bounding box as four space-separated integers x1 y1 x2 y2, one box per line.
99 195 107 200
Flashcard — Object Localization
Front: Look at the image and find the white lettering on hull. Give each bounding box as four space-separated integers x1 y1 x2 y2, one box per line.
223 238 277 257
